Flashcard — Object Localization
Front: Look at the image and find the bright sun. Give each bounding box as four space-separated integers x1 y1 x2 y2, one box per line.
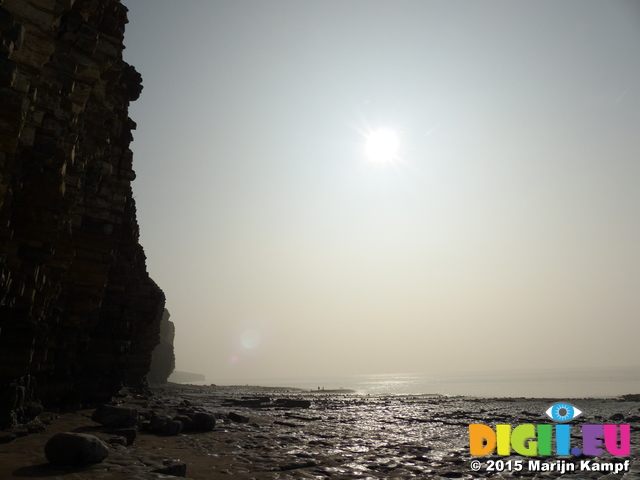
365 128 399 163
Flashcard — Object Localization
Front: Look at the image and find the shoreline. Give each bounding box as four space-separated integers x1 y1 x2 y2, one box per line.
1 382 639 479
167 381 638 400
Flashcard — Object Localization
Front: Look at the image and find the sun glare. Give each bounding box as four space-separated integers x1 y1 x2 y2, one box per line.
366 129 399 163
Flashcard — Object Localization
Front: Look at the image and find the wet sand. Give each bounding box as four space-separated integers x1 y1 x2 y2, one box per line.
1 382 640 479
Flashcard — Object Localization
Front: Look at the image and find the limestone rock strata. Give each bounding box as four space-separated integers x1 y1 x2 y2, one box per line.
147 308 175 384
0 0 165 428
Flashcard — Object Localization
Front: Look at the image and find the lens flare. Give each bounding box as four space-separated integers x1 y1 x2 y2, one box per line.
241 328 261 350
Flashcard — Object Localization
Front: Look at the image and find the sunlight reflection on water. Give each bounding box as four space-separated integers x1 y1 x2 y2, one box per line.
211 368 640 398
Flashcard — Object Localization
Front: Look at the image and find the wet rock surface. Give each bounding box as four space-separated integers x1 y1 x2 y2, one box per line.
1 383 640 479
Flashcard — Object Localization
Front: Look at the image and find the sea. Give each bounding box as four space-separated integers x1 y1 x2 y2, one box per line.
157 377 640 478
182 366 640 399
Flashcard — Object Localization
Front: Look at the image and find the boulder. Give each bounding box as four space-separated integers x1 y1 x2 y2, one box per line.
44 432 109 465
0 432 16 444
26 420 46 433
174 414 194 432
92 404 138 428
281 460 318 471
7 426 28 437
228 412 249 423
93 433 127 447
26 402 43 417
113 427 137 445
191 412 215 431
166 420 183 436
153 460 187 477
275 399 311 409
150 414 169 431
39 412 57 425
150 415 183 435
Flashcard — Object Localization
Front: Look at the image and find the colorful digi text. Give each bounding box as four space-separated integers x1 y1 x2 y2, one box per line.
467 402 632 475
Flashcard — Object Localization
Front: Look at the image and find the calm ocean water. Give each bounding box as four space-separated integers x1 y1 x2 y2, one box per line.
186 367 640 398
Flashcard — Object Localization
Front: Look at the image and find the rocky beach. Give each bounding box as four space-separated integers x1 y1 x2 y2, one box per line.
1 382 640 479
1 2 639 479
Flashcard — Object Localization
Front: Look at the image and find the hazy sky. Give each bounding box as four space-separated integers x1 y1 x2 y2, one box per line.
122 1 640 387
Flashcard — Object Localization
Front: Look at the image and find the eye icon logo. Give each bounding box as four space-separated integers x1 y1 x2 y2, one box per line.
545 402 582 422
470 402 631 457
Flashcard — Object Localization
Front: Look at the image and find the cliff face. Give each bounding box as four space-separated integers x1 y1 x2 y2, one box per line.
147 309 175 384
0 0 165 427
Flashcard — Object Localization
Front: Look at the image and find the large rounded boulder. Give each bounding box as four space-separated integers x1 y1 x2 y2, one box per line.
44 432 109 465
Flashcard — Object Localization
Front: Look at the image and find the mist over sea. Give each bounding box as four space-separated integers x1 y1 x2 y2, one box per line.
185 367 640 398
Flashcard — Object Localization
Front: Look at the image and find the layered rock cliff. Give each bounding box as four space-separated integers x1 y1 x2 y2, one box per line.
0 0 165 428
147 309 175 384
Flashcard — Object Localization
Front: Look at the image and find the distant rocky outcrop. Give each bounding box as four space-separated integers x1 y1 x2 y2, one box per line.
147 309 175 384
0 0 165 428
168 371 206 384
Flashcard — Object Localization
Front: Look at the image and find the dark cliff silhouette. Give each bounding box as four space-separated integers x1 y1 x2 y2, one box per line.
147 309 176 384
0 0 164 427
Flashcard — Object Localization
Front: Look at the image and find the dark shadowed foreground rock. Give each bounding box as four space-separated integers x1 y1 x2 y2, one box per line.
44 432 109 465
174 414 194 431
0 431 16 444
153 460 187 477
91 404 138 427
191 412 215 431
112 427 137 445
150 414 183 436
276 399 311 408
228 411 249 423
